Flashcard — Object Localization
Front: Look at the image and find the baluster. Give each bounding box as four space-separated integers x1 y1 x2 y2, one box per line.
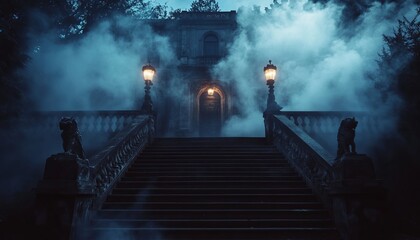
320 116 327 134
118 116 125 130
304 116 311 133
126 116 133 127
313 117 320 136
103 116 111 133
87 115 95 132
325 117 333 134
95 116 103 132
111 116 118 132
289 116 296 126
297 117 303 130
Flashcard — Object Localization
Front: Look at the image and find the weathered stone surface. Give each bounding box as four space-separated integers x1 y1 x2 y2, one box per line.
38 153 92 194
59 117 86 159
331 154 387 240
333 153 375 186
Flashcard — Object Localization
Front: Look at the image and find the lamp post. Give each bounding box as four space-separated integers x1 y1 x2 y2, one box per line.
140 63 156 114
263 60 282 142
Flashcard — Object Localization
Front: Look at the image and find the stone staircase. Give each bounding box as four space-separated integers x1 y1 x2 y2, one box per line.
90 138 339 240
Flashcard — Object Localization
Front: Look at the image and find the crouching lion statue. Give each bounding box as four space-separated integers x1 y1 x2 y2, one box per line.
59 117 86 159
336 117 358 159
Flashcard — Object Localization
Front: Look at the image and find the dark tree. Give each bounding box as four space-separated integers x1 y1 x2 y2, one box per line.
375 8 420 235
0 1 30 119
0 0 174 119
189 0 220 12
168 8 183 19
27 0 172 40
378 9 420 137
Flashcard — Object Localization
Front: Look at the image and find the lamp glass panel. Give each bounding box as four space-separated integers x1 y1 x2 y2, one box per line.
143 69 155 81
264 68 276 81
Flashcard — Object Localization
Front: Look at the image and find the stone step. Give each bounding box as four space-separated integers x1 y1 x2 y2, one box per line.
133 159 288 164
96 209 330 220
92 218 334 228
126 166 293 171
137 155 284 160
101 201 324 210
119 175 303 182
116 180 308 188
106 193 319 203
143 148 282 152
111 187 313 195
91 137 338 239
125 168 297 178
130 162 292 167
90 227 339 240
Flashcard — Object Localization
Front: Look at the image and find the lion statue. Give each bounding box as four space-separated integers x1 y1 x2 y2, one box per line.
59 117 86 159
336 117 358 159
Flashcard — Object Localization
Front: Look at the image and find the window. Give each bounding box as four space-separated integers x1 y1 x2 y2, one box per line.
203 34 219 56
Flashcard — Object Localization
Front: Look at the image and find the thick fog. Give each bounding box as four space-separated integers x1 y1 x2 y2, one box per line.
23 15 178 111
214 0 416 136
0 14 179 215
19 1 417 137
0 0 418 238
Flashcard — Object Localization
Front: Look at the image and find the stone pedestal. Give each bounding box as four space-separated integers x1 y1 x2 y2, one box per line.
331 154 387 240
35 153 95 240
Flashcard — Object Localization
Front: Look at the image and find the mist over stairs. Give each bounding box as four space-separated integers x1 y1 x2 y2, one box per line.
90 137 339 240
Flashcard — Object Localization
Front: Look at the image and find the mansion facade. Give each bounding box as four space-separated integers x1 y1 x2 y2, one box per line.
147 11 238 136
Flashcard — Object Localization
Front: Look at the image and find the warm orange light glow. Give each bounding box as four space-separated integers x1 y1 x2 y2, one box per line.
263 60 277 81
207 88 214 96
264 68 276 81
143 69 155 81
142 64 156 81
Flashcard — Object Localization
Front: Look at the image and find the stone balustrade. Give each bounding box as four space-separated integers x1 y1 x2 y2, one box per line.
272 114 335 206
279 111 383 154
272 113 386 240
36 114 155 239
280 111 382 136
23 110 142 133
89 115 153 208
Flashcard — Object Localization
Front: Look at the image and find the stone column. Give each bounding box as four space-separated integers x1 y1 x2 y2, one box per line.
35 153 95 240
330 154 387 240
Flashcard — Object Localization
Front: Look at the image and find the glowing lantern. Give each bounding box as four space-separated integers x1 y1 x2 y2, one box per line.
142 64 156 82
207 88 215 96
263 60 277 82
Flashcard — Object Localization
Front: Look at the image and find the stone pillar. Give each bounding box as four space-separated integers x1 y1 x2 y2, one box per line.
330 154 387 240
35 153 95 240
263 78 282 143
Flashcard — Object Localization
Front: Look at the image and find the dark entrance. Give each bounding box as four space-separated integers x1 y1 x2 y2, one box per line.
199 91 221 136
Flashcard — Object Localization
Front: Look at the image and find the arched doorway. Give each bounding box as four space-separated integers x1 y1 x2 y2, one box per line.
198 87 223 137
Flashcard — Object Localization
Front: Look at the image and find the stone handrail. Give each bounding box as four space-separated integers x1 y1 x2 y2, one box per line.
280 111 381 136
23 110 142 133
272 113 387 239
272 114 335 207
89 115 154 208
36 114 155 239
278 111 383 155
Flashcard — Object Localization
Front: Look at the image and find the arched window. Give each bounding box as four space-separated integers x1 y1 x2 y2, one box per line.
203 34 219 56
